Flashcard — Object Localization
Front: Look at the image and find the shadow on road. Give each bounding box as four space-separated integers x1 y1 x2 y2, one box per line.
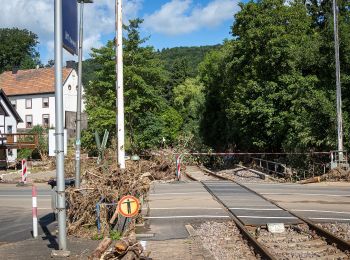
39 213 58 250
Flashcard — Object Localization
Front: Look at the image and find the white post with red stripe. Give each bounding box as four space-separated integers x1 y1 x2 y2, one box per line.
32 185 38 238
176 154 183 181
21 159 27 184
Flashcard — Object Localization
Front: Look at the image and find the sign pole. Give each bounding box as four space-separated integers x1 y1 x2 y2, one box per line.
116 0 125 169
75 1 84 188
54 0 68 254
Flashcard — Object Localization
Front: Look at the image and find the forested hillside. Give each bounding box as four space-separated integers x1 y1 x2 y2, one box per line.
81 0 350 154
157 45 220 77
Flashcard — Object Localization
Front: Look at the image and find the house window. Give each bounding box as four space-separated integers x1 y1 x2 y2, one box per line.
11 100 16 109
8 149 13 156
68 85 72 90
26 115 33 128
7 125 12 134
43 114 50 128
25 99 32 109
42 97 49 108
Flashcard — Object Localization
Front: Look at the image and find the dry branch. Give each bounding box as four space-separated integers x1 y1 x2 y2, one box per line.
89 237 112 260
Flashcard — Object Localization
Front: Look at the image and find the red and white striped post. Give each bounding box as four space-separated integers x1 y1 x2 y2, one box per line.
176 154 182 181
32 185 38 238
21 159 27 184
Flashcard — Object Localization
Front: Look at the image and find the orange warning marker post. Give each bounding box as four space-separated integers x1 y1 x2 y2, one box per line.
117 195 140 218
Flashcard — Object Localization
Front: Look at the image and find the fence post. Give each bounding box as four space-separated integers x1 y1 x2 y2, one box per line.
21 159 27 184
176 155 182 181
32 185 38 238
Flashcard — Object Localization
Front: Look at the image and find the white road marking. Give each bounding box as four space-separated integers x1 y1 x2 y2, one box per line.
150 192 208 196
144 215 230 219
230 208 283 211
292 209 350 215
261 193 350 197
237 216 297 219
310 217 350 221
0 195 51 197
149 207 222 210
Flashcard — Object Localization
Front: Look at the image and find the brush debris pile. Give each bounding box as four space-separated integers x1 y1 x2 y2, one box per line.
319 167 350 182
66 155 175 237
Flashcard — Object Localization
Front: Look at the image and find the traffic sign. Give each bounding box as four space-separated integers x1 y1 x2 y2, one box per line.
62 0 78 55
118 195 140 218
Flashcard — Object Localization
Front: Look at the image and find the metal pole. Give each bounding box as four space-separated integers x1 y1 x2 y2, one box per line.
75 1 84 188
333 0 344 155
116 0 125 169
54 0 67 252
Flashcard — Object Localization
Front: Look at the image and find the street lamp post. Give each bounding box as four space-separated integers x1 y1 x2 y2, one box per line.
75 0 93 188
116 0 125 169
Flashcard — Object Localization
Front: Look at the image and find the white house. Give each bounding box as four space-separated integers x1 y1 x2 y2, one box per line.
0 64 85 137
0 89 23 163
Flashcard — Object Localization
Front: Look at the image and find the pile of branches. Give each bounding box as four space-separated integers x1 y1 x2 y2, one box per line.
320 167 350 182
90 234 150 260
66 155 175 236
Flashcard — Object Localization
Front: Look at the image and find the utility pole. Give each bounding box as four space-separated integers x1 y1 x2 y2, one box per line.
116 0 125 169
53 0 68 255
333 0 344 157
75 0 93 188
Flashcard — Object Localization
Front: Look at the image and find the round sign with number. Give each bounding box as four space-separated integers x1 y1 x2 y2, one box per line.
118 195 140 218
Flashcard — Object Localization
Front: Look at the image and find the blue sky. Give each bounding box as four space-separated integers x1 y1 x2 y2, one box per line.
0 0 240 63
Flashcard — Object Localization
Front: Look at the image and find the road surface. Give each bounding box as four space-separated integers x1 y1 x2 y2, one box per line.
0 183 53 244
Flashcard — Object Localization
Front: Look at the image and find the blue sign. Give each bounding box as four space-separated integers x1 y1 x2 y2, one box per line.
62 0 78 55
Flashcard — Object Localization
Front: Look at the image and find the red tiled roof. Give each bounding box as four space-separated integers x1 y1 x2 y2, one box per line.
0 67 73 96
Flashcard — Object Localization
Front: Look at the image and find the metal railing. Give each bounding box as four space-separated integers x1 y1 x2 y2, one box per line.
251 157 289 177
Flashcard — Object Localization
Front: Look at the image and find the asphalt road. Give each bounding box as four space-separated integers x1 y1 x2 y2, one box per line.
244 182 350 222
140 181 229 240
0 183 54 243
203 180 301 225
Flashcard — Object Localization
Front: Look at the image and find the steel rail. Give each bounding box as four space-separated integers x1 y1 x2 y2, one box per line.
184 171 276 260
175 152 331 156
201 167 350 253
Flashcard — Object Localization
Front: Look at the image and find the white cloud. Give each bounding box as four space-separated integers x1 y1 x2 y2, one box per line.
143 0 239 35
0 0 143 62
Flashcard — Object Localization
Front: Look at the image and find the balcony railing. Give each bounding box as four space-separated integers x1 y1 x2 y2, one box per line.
0 133 39 149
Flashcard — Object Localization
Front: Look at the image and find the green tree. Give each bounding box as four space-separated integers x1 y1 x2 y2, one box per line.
83 19 181 152
199 0 343 152
173 77 205 135
0 28 40 73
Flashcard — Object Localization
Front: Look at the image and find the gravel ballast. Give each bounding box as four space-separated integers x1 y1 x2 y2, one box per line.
317 223 350 242
215 168 269 183
194 221 257 260
257 224 349 259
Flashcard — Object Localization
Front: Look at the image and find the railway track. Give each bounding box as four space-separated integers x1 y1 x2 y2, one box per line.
186 166 350 259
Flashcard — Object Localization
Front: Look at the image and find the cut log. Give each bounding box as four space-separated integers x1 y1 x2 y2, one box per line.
114 234 139 254
115 239 130 254
298 176 320 184
121 251 137 260
89 237 112 260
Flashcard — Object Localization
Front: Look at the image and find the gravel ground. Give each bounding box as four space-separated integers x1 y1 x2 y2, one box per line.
194 221 258 260
215 168 269 183
257 224 349 259
317 223 350 242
